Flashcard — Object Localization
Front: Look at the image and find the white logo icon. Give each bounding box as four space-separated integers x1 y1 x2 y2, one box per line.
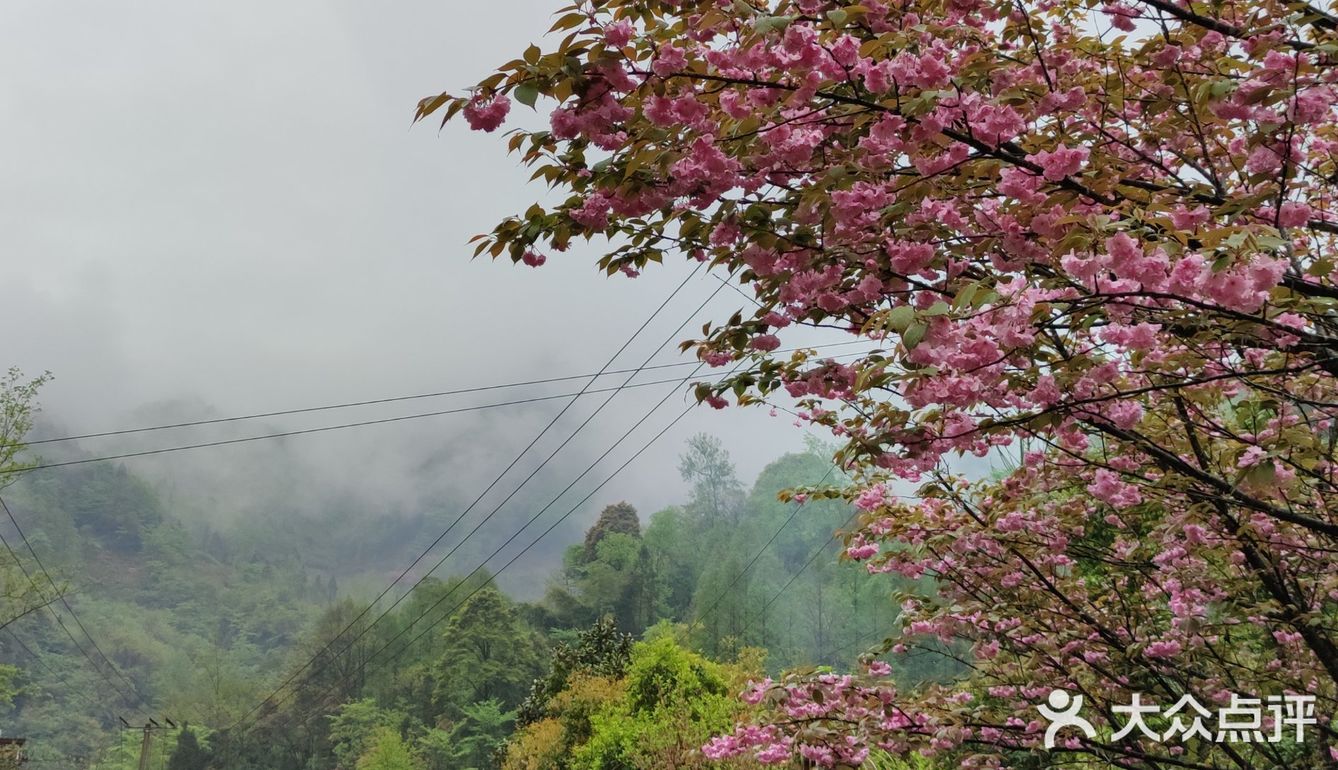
1037 689 1096 749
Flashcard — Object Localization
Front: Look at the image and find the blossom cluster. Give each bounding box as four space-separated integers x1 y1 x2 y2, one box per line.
431 0 1338 765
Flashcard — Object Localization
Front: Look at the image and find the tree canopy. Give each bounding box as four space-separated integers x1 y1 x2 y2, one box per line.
429 0 1338 766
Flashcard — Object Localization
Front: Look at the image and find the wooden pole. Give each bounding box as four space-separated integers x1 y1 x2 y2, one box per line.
136 725 153 770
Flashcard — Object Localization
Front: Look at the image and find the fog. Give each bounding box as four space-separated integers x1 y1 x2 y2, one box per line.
0 1 863 589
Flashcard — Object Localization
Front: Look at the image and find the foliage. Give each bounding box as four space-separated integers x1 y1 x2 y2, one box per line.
411 728 454 770
167 725 211 770
0 371 61 642
1 416 903 769
434 0 1338 765
330 700 409 770
677 434 744 524
549 504 656 634
582 502 641 560
505 636 758 770
443 699 515 770
432 586 546 719
355 727 422 770
517 616 633 727
0 368 50 490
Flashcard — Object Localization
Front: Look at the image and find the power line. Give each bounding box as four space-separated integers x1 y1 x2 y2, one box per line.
310 275 733 659
230 264 715 731
255 339 752 732
312 363 704 704
2 625 127 731
246 353 874 732
252 347 870 733
27 372 661 446
269 363 723 734
0 496 150 711
246 267 742 726
8 276 862 734
0 517 137 718
19 348 861 735
0 528 118 707
23 344 869 475
23 374 701 471
30 342 867 447
749 507 861 625
690 465 839 630
4 627 72 690
734 483 924 643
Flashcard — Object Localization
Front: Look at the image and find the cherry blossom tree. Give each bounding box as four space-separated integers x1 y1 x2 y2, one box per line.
422 0 1338 766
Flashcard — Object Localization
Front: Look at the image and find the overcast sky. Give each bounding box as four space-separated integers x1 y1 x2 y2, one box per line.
0 0 868 582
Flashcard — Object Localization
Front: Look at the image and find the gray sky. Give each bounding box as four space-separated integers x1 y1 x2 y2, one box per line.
0 0 858 586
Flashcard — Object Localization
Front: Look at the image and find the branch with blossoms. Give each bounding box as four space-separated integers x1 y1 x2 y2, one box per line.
423 0 1338 766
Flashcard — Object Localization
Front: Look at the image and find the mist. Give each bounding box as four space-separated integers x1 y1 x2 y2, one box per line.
0 0 863 586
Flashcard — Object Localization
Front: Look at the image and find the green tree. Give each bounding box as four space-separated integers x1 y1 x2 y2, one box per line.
517 617 632 727
581 502 639 560
641 507 701 621
551 506 656 633
566 534 652 633
432 586 544 717
0 368 50 490
329 700 408 770
443 699 513 770
167 725 210 770
557 637 748 770
411 728 453 770
508 634 765 770
676 434 742 525
356 727 422 770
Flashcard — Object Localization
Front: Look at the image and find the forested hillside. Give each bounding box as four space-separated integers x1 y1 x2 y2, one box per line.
0 419 944 769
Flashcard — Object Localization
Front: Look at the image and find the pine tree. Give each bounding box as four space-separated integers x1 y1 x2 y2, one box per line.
167 725 210 770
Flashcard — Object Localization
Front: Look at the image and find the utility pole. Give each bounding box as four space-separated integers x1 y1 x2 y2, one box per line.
131 720 169 770
135 724 152 770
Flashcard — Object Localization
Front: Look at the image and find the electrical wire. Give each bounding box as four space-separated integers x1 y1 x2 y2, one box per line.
228 263 713 731
0 495 150 710
689 465 839 630
23 376 699 473
3 627 73 691
268 361 725 734
244 353 873 733
0 521 136 719
31 342 867 447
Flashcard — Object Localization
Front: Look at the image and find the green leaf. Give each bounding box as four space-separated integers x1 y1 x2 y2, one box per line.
952 282 979 309
826 9 849 26
887 305 916 333
1242 462 1277 487
902 322 928 350
515 83 539 109
754 15 797 34
972 290 1000 309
